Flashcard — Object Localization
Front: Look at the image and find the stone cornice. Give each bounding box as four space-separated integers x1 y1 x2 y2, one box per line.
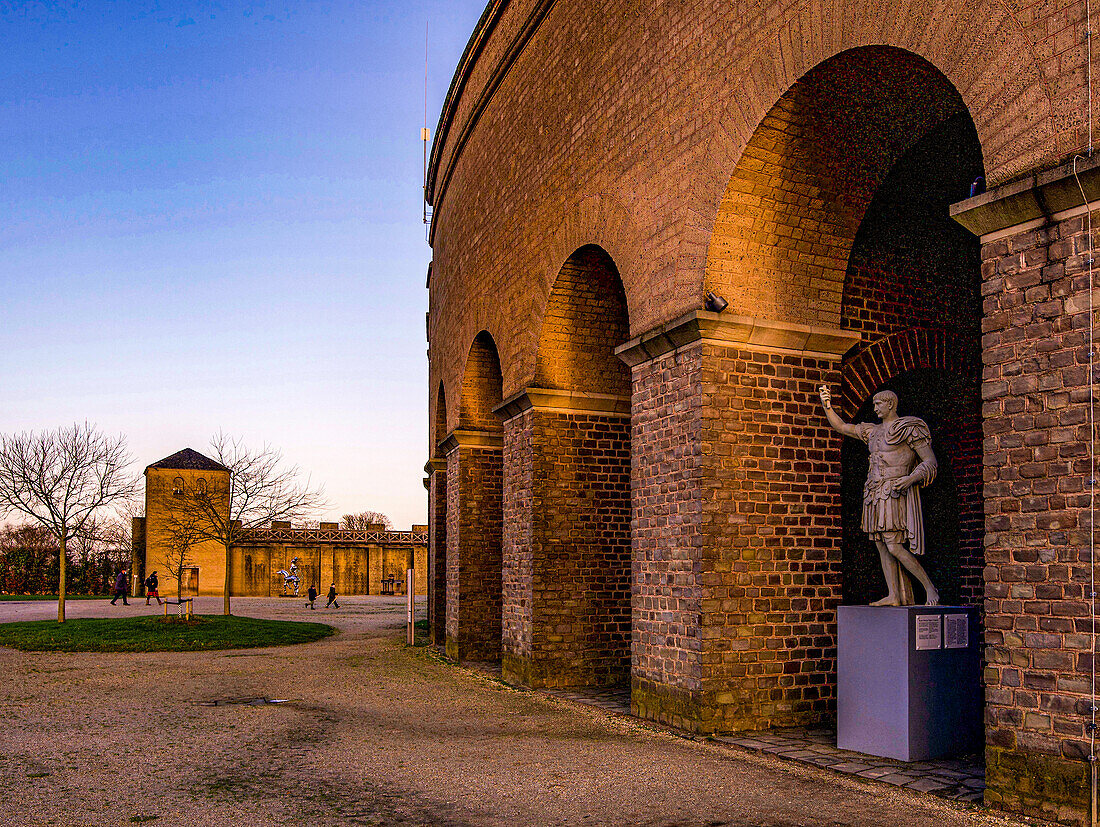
614 311 862 367
423 458 447 475
493 387 631 421
950 154 1100 242
439 428 504 455
426 0 557 245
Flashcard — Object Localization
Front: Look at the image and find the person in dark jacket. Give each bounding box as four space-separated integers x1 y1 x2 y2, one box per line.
324 583 339 609
144 571 163 606
110 569 129 606
306 584 318 609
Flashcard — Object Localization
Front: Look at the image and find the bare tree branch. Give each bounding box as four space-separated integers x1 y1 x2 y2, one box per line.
0 423 137 621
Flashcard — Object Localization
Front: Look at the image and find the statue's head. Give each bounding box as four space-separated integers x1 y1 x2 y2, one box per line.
872 390 898 420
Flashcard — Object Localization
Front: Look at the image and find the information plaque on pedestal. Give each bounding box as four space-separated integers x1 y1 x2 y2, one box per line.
837 605 980 761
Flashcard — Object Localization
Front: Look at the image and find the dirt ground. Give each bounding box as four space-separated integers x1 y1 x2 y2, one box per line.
0 596 1034 827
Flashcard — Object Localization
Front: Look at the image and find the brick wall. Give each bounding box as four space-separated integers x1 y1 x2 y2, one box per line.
502 406 631 688
980 212 1097 824
630 338 845 732
502 408 535 666
445 442 504 662
428 467 447 645
428 0 1066 417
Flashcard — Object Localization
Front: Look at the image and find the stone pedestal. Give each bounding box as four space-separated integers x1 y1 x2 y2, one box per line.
837 605 980 761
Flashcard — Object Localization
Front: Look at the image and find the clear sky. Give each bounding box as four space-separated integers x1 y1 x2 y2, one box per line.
1 0 486 530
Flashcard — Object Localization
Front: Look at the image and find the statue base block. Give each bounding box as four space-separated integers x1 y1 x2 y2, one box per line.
837 605 980 761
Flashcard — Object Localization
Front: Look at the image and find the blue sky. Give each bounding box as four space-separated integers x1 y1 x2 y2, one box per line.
1 0 486 529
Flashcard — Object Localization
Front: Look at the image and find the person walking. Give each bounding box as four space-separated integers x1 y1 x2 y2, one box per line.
144 571 163 606
306 584 318 609
324 583 339 609
109 569 129 606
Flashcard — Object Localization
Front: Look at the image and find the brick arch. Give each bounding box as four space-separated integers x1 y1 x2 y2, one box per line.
534 245 630 396
705 46 982 330
692 0 1052 204
839 328 962 415
458 331 503 432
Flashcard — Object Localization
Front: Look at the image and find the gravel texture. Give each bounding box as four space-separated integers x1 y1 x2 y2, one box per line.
0 596 1035 827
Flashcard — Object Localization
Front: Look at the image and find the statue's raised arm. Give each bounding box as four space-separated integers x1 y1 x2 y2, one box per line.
818 385 863 440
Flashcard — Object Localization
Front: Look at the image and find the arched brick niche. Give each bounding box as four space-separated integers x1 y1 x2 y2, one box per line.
836 96 985 610
443 332 504 662
705 47 973 329
534 244 630 396
500 245 632 688
459 332 505 433
840 332 984 609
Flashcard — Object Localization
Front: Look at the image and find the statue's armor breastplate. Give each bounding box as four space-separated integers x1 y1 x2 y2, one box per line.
867 428 916 483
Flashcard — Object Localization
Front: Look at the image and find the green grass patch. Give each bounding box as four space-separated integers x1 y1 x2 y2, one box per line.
0 615 335 652
0 594 108 601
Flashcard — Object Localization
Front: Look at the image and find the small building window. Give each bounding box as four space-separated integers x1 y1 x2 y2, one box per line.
197 478 208 497
172 477 185 497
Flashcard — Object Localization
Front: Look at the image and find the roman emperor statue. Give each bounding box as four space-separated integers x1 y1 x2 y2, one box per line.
819 386 941 606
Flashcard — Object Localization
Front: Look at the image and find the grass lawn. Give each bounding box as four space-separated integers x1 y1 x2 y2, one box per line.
0 594 108 601
0 615 336 652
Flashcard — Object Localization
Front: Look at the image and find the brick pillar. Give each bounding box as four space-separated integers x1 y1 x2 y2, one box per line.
442 429 504 662
426 459 447 645
497 389 632 688
953 157 1100 825
616 311 860 733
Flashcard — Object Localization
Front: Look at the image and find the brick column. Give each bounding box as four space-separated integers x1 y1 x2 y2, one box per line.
497 389 632 688
442 429 504 662
953 156 1100 825
425 459 447 645
617 311 860 733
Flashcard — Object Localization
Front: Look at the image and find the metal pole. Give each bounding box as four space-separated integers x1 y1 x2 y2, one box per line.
407 547 415 645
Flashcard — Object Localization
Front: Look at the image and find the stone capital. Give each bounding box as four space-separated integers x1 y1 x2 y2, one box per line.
438 428 504 455
493 387 631 421
951 154 1100 242
614 310 862 367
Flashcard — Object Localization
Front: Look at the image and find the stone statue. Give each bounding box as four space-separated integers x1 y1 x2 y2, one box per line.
819 386 940 606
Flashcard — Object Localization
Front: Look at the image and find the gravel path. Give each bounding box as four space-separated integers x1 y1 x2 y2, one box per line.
0 596 1034 827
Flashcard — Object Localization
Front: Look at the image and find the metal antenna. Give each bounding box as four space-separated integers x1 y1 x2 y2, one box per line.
422 21 431 229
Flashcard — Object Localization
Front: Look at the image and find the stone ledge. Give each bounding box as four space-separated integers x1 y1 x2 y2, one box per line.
614 310 862 367
493 387 631 420
423 458 447 474
951 154 1100 241
438 428 504 454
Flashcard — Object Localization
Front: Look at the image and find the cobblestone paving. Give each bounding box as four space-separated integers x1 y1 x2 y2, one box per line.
539 682 984 805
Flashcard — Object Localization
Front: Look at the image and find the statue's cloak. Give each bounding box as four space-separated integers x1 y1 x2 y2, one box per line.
855 416 936 555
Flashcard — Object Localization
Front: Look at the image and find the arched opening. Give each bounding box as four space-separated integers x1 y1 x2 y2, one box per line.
503 245 632 688
690 46 984 732
445 332 504 662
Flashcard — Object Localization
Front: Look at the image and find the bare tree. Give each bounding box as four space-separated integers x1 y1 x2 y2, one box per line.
165 433 325 615
0 423 137 622
341 511 392 530
161 516 199 602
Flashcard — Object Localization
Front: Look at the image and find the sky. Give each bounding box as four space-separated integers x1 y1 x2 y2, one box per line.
1 0 487 530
